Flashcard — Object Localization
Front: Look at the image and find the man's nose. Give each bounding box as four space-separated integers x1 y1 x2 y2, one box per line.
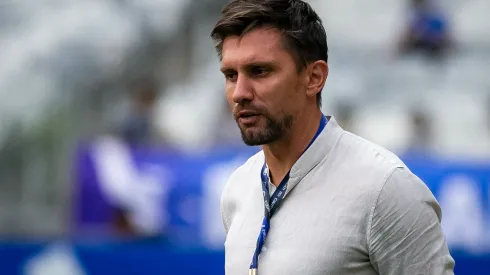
232 75 254 104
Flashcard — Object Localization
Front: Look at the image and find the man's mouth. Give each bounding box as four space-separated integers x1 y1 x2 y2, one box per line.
237 110 259 118
237 111 261 125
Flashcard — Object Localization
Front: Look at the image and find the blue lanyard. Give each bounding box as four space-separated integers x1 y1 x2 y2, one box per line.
249 115 328 274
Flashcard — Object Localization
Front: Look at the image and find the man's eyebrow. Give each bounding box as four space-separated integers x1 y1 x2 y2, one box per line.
220 66 234 73
244 61 276 68
220 60 278 73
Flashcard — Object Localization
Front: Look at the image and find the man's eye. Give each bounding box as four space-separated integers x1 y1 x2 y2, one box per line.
251 67 268 76
225 73 237 82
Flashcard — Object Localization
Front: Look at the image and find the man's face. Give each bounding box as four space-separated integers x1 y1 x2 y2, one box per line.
220 27 307 146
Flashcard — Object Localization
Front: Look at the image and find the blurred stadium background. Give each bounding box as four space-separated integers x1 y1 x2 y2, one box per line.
0 0 489 274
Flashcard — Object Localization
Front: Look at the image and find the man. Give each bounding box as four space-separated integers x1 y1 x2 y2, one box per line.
210 0 455 274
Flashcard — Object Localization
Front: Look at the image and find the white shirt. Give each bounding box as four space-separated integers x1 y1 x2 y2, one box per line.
221 116 455 275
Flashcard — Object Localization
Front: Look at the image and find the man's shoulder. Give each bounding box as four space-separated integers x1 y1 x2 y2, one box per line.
339 131 407 172
333 131 436 216
327 130 414 198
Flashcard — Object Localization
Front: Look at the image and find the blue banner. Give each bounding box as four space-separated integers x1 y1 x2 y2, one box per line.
73 138 490 252
67 137 490 274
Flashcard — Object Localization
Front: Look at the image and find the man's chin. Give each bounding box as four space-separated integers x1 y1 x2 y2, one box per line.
239 128 273 146
241 138 267 146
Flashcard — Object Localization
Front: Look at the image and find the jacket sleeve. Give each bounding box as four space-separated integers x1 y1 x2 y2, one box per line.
368 167 455 274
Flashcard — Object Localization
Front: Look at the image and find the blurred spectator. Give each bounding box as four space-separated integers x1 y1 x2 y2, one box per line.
398 0 453 59
117 78 161 146
99 78 171 237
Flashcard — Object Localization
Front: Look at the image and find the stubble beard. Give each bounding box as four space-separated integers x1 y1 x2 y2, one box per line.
237 113 293 146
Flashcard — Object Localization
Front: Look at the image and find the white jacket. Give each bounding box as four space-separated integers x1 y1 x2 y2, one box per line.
221 116 455 275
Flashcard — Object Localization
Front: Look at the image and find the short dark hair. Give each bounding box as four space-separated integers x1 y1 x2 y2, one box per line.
210 0 328 107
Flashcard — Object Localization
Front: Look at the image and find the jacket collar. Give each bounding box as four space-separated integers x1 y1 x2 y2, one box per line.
285 115 344 194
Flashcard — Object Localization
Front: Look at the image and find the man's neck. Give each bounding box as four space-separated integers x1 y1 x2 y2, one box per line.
262 109 323 186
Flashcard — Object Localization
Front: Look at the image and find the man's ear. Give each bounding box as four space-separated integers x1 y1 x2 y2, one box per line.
305 61 328 99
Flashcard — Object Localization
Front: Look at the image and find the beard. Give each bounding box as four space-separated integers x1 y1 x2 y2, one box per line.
234 106 293 146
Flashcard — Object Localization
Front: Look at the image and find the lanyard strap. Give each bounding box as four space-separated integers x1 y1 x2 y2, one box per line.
249 115 327 273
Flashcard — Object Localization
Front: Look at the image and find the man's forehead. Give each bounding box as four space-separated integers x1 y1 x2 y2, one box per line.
221 28 286 66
